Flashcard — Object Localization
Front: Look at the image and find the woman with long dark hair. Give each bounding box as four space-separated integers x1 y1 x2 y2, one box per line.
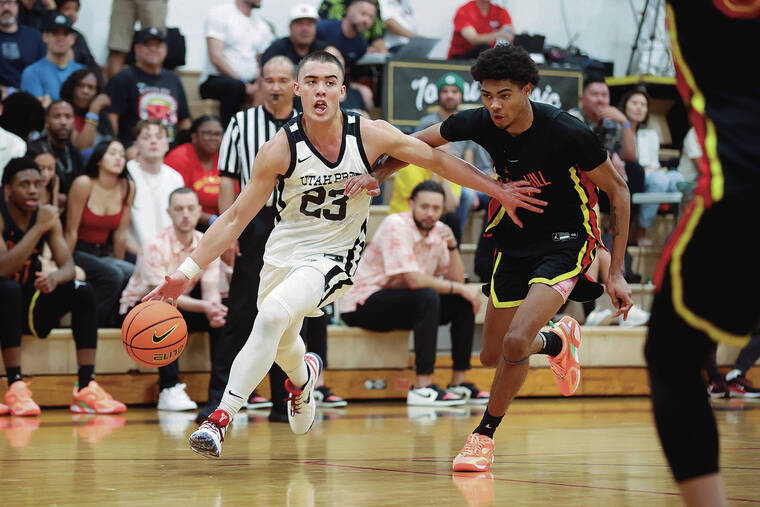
59 68 114 151
619 88 684 245
65 139 135 326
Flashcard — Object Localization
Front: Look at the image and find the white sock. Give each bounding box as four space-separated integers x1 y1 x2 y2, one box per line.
725 369 742 382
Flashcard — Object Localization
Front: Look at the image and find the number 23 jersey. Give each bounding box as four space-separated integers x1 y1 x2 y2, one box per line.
264 111 373 268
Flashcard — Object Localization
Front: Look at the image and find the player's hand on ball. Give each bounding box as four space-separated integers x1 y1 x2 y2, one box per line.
344 174 381 197
495 180 547 228
606 272 633 320
142 271 192 306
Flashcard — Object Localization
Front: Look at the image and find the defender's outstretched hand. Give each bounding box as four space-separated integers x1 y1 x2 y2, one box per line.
142 271 193 307
495 180 547 228
344 173 381 198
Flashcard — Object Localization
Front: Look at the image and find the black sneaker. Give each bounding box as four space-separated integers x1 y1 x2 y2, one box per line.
726 375 760 398
313 386 347 407
708 380 730 399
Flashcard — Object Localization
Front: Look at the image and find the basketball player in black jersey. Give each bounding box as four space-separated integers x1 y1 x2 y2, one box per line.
644 3 760 505
0 157 126 416
145 51 542 458
369 44 635 472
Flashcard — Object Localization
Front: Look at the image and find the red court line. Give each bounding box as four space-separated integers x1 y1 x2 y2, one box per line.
301 460 760 503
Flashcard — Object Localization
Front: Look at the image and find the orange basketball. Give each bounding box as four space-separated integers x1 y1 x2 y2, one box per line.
121 300 188 367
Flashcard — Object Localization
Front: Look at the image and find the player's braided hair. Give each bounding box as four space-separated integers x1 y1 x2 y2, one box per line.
470 44 540 87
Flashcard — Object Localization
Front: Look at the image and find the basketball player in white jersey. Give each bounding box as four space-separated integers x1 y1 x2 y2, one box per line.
144 51 547 458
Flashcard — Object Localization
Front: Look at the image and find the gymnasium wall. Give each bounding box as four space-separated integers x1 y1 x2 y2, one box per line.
76 0 649 78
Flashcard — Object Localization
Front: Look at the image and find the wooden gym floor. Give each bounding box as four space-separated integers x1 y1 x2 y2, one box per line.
2 397 760 506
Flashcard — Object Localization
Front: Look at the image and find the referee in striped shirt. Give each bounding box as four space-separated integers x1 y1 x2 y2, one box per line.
199 56 299 421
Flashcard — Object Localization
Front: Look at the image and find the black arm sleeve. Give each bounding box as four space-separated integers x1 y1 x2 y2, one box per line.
439 107 490 143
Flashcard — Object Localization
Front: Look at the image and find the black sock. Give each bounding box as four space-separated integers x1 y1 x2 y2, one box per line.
538 331 563 357
78 365 95 390
6 367 22 386
473 409 503 439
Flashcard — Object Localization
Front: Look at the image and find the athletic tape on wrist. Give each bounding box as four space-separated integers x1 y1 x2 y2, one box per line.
178 257 201 280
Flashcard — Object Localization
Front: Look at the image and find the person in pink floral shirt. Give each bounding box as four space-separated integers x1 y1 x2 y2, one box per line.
340 181 490 406
119 187 228 412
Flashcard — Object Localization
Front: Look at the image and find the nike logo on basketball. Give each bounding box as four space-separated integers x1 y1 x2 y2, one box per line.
298 155 312 163
152 324 178 344
228 390 245 400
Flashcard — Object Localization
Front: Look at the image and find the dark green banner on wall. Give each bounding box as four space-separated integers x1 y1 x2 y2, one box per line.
383 58 583 131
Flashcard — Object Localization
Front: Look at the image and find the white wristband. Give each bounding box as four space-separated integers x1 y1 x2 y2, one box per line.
178 257 201 280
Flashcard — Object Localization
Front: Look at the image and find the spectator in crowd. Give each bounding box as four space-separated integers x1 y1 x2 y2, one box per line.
26 143 58 207
54 0 97 73
418 72 493 236
569 78 638 169
124 119 183 256
106 27 191 148
0 0 45 99
17 0 54 31
323 45 371 116
105 0 168 80
317 0 377 68
59 69 114 152
65 140 135 327
569 78 641 281
261 3 328 67
164 115 226 228
378 0 419 52
201 56 346 422
448 0 514 59
676 126 700 203
319 0 386 54
20 13 83 106
341 181 488 406
27 100 83 198
0 156 127 416
0 101 26 180
388 164 463 244
200 0 274 128
620 88 684 245
120 187 227 411
0 91 45 142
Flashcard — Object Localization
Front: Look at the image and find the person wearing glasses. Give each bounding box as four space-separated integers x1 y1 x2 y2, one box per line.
164 115 228 229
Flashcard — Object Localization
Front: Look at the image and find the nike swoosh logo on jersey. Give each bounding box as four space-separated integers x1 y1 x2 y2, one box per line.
152 324 178 344
298 155 313 163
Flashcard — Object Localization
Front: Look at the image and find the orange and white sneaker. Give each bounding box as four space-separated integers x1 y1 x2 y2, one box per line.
548 316 582 397
70 381 127 414
452 433 495 472
0 402 9 415
4 380 41 417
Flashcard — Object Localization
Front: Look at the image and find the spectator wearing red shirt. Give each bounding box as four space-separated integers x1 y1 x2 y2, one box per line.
164 115 231 227
448 0 514 59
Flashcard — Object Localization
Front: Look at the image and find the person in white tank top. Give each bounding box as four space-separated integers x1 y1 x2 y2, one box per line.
145 51 545 458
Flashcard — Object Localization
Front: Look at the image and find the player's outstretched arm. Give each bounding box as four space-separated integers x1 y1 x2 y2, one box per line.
143 132 289 304
362 119 547 228
587 157 633 318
